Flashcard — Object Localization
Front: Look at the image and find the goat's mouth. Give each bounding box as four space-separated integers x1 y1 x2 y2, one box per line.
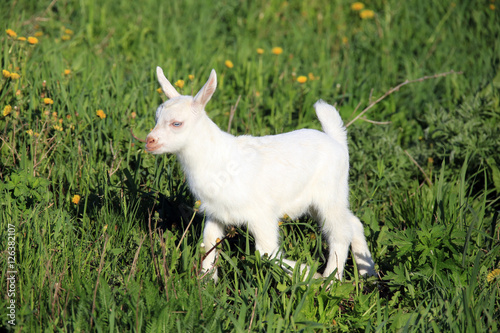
145 143 160 153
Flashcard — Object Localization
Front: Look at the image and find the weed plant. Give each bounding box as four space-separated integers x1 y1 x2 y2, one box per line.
1 0 499 331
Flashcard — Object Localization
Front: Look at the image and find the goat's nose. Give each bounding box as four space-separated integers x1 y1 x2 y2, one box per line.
146 136 156 145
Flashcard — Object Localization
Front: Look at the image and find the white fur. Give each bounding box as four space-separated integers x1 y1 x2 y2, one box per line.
146 67 376 282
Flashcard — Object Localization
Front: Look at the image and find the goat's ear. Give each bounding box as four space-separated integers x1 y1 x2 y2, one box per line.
156 66 181 99
194 69 217 109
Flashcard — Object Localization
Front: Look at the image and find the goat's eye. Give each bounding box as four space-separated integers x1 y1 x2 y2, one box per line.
171 121 183 127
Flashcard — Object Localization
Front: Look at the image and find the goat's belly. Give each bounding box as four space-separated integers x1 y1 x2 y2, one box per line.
200 198 259 226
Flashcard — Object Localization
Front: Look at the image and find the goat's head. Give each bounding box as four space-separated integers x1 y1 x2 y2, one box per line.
146 67 217 154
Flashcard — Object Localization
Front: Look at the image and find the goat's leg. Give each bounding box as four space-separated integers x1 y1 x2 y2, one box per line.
350 214 376 276
201 219 225 283
321 208 353 280
251 222 280 258
252 222 320 279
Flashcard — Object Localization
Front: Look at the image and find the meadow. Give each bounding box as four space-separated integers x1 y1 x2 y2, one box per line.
1 0 499 331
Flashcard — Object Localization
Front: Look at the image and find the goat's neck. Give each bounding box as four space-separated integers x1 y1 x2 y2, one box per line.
177 116 234 175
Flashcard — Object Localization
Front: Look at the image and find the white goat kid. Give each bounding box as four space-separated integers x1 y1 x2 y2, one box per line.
146 67 376 282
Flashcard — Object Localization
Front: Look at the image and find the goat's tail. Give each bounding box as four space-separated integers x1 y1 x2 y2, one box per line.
314 100 347 150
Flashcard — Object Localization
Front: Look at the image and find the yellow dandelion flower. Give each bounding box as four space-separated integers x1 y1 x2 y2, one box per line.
34 132 40 137
10 72 20 80
34 31 44 37
297 76 307 83
487 268 500 282
27 37 39 44
225 60 234 68
26 129 34 136
96 109 106 119
72 194 81 204
188 74 194 80
271 47 283 55
360 9 375 19
17 36 26 41
44 98 54 105
157 88 163 94
256 48 265 55
64 69 71 75
6 29 17 38
278 221 284 226
3 105 12 116
131 111 137 119
65 29 74 35
52 111 58 118
194 200 201 210
351 2 365 11
61 35 71 41
490 4 496 10
3 70 11 78
308 73 316 81
175 79 185 89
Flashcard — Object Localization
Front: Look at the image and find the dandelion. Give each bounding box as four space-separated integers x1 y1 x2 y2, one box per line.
61 35 71 41
72 194 81 204
256 48 265 55
188 74 194 80
6 29 17 38
63 69 71 75
34 31 44 37
271 46 283 55
487 268 500 282
360 9 375 19
10 72 20 80
65 29 74 35
3 69 11 78
297 76 307 83
225 60 234 68
490 4 496 10
96 109 106 119
3 105 12 116
157 88 163 94
43 98 54 105
131 111 137 119
26 129 34 136
27 37 39 44
175 79 185 89
17 37 26 41
351 2 365 11
194 200 201 210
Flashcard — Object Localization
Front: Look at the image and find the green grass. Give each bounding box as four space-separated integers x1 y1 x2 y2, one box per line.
1 0 499 331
